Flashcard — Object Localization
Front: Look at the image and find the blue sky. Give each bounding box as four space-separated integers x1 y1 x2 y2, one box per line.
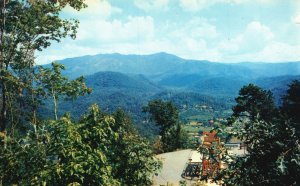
36 0 300 64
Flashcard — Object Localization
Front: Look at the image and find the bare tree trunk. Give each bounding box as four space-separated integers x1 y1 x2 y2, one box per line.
51 88 58 120
0 0 7 132
0 82 7 132
32 91 37 125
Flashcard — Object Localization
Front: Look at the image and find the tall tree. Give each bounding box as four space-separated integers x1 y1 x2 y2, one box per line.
215 83 300 186
110 109 161 185
216 117 300 185
282 80 300 123
281 80 300 141
37 62 91 120
0 0 86 132
232 83 277 122
143 99 188 152
143 100 179 135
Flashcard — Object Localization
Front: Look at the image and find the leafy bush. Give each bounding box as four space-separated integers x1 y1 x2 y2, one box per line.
0 105 161 186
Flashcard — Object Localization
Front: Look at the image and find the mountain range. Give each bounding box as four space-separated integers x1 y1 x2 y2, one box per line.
58 52 300 79
56 52 300 98
41 52 300 137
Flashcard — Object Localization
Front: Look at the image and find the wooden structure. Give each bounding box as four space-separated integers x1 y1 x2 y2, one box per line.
199 131 222 180
181 131 224 182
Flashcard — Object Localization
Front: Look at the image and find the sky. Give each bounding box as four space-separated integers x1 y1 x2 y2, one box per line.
36 0 300 64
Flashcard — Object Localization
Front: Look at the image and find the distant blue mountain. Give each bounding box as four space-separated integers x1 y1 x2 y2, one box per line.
41 53 300 137
57 52 300 80
255 75 300 105
52 52 300 104
84 71 162 92
235 62 300 77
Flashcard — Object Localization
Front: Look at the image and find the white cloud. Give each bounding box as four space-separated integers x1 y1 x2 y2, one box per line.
36 1 300 64
74 15 218 62
240 21 274 50
179 0 215 11
36 42 101 64
219 21 274 54
179 0 249 11
168 18 218 41
64 0 122 19
180 38 221 61
134 0 169 11
189 18 218 39
158 17 221 60
218 39 239 53
224 42 300 62
293 14 300 25
77 16 155 42
179 0 278 12
255 42 300 62
36 16 156 64
297 1 300 12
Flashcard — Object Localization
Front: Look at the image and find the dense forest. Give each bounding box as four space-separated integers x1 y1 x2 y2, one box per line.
0 1 299 186
0 1 161 185
214 81 300 185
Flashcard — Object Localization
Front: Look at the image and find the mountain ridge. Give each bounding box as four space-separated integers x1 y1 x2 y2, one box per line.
54 53 300 81
39 57 300 137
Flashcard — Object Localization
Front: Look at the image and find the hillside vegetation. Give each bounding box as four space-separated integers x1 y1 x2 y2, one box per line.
1 1 299 186
38 54 300 137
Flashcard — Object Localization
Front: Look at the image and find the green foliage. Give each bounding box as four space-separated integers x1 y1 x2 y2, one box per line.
110 109 162 186
143 99 179 135
37 62 92 120
0 0 86 132
232 83 277 122
111 134 161 186
218 118 299 185
1 1 161 185
215 82 300 186
0 107 117 185
281 80 300 140
282 80 300 124
143 99 191 152
160 123 194 151
0 105 161 185
48 73 231 139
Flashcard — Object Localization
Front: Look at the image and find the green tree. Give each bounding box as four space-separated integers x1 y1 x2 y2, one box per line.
0 105 161 185
216 118 299 185
0 0 86 132
110 108 161 186
0 109 117 185
232 83 277 122
215 83 300 186
112 108 136 135
282 80 300 123
143 99 179 134
37 62 92 120
143 99 189 152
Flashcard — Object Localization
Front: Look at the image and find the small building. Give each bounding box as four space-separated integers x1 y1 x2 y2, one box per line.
225 137 247 156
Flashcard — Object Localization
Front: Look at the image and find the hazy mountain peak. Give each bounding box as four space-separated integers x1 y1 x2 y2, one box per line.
56 52 300 80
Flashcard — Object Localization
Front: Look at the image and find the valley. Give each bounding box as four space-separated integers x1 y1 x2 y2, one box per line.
39 53 300 139
2 1 300 185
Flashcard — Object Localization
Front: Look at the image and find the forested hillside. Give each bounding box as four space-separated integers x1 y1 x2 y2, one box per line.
1 1 299 186
40 54 300 135
38 62 300 137
56 53 300 100
38 53 300 137
0 2 161 185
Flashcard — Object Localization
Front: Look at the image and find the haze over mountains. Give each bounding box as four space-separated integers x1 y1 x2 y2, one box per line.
43 52 300 136
57 52 300 98
58 52 300 80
